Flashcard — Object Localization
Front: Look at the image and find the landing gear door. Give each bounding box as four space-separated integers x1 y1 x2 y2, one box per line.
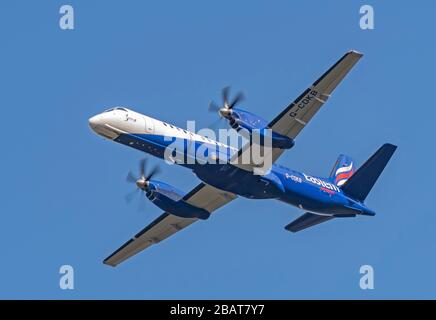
144 116 154 133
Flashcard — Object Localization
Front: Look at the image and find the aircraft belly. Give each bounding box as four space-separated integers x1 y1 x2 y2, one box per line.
277 176 352 215
193 164 282 199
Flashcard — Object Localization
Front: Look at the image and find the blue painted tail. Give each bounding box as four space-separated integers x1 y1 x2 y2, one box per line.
341 143 397 202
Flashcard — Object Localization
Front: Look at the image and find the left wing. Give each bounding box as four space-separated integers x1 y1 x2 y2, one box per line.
104 183 236 267
268 50 363 164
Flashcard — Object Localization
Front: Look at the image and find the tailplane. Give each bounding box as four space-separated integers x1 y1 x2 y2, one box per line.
341 143 397 202
285 213 334 233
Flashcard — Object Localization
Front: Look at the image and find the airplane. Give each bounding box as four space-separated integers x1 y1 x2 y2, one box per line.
88 50 397 267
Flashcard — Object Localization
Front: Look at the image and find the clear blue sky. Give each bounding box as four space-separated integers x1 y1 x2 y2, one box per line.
1 0 435 299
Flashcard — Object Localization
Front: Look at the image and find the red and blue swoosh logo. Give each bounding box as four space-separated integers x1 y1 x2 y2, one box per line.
335 163 354 186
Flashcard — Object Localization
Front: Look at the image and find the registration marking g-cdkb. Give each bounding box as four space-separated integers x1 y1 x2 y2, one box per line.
289 90 318 118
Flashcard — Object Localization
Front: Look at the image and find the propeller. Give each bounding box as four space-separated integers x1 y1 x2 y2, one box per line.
208 86 244 119
124 158 161 210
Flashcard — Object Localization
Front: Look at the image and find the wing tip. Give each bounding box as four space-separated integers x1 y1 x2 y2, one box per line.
383 142 398 150
348 49 364 58
103 259 117 267
284 225 298 233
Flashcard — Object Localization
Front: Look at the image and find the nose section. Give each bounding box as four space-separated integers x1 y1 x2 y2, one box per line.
88 114 101 128
88 115 97 126
88 112 120 140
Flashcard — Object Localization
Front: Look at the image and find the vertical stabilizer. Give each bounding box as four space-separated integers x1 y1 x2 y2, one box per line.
341 144 397 202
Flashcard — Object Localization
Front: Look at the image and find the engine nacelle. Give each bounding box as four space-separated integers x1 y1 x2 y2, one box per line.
146 181 210 219
227 108 295 150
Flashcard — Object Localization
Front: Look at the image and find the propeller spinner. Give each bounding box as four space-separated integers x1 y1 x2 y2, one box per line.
125 158 161 206
208 86 244 119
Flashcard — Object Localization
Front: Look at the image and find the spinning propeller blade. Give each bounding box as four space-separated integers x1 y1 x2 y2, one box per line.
124 158 161 211
208 86 245 119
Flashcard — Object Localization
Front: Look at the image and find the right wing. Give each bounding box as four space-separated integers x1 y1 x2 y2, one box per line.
104 183 237 267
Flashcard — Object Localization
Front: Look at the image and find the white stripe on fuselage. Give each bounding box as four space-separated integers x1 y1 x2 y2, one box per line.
152 118 235 150
96 108 238 152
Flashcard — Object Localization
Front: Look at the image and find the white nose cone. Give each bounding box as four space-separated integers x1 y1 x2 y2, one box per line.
88 113 118 140
88 115 102 130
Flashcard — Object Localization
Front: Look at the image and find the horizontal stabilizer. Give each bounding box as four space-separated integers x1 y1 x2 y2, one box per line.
285 213 334 233
341 143 397 202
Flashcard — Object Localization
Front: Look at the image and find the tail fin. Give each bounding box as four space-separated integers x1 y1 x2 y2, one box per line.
341 143 397 202
329 154 355 187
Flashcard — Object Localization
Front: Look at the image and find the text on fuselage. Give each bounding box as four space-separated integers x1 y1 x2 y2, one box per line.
303 173 340 192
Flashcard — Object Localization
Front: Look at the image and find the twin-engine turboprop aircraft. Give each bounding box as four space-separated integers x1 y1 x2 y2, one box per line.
89 50 397 267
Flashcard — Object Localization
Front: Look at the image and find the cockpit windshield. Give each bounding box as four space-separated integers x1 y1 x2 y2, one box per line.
104 107 128 112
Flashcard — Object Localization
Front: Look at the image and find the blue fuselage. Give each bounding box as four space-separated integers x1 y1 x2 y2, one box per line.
114 133 373 217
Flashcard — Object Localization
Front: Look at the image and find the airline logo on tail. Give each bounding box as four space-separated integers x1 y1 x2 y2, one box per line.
335 163 354 186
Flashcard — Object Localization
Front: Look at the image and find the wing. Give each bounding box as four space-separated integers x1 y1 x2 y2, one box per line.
268 50 363 163
103 183 237 267
232 50 363 173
